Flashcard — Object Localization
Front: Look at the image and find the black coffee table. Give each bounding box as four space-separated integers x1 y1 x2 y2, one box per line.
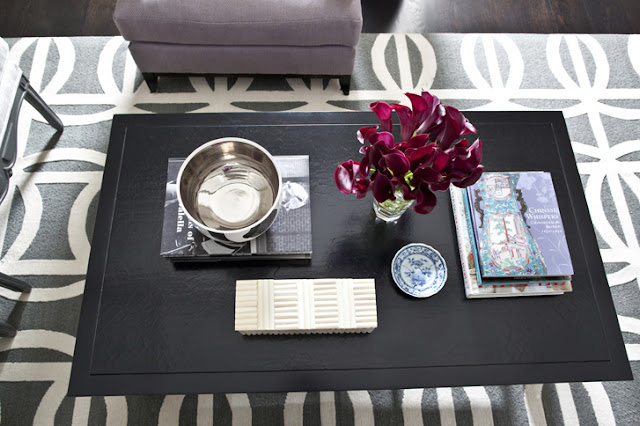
68 111 632 396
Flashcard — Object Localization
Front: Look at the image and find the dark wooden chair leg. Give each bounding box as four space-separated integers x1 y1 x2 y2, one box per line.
0 272 31 293
339 75 351 95
0 321 17 338
1 88 23 171
21 76 64 132
143 73 159 93
0 273 31 337
0 170 9 204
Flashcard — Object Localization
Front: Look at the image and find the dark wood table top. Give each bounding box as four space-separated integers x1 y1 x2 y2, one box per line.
69 111 632 396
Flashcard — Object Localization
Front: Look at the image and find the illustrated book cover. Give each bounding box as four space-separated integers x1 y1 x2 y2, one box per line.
466 172 573 280
450 186 572 298
160 155 312 262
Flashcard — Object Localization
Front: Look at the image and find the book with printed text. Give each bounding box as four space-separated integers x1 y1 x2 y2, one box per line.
466 172 573 280
160 156 312 262
450 186 572 298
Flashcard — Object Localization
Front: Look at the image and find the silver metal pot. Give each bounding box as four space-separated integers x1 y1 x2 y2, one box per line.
177 137 282 244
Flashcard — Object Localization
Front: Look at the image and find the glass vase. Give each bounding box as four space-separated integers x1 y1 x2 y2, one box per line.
372 190 415 222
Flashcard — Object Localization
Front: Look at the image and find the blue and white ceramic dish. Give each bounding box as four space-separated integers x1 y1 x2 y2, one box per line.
391 243 448 298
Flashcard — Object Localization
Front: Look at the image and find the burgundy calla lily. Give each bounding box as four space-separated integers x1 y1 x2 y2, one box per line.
354 178 371 198
413 165 443 185
405 93 428 128
357 126 378 144
453 165 484 188
408 144 437 169
371 172 395 203
431 181 451 192
447 139 483 174
334 91 483 215
370 102 393 132
415 92 444 134
334 160 360 194
392 176 414 200
390 103 417 142
358 146 371 178
399 134 431 154
370 131 395 149
383 152 410 178
414 184 437 214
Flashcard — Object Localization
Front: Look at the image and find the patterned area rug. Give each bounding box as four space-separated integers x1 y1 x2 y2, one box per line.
0 34 639 425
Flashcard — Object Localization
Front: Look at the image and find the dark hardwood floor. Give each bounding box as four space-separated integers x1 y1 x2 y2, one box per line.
0 0 639 37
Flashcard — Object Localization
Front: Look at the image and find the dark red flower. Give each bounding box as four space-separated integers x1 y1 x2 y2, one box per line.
430 106 477 150
408 145 448 173
357 126 378 144
398 134 431 155
413 184 437 214
354 178 371 199
358 146 372 178
392 176 415 200
334 160 361 194
383 152 410 178
447 138 482 172
410 92 444 135
371 172 395 203
370 132 395 149
390 103 417 142
413 165 442 185
334 91 484 215
431 181 451 191
452 165 484 188
362 134 396 173
370 102 393 132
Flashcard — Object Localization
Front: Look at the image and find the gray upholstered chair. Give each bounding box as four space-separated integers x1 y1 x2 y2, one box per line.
113 0 363 94
0 37 63 337
1 38 63 202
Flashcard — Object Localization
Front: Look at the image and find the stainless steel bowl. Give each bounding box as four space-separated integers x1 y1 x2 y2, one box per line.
177 137 282 244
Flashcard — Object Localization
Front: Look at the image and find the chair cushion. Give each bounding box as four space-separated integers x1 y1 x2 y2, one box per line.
113 0 363 47
128 42 357 75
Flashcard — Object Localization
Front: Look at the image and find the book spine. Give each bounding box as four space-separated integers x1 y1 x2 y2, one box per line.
450 187 476 298
461 187 486 288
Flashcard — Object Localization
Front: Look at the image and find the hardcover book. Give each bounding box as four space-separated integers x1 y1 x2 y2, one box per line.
450 187 572 298
160 156 312 262
466 172 573 280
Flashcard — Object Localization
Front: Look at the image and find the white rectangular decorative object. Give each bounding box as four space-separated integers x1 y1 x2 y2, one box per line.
235 278 377 335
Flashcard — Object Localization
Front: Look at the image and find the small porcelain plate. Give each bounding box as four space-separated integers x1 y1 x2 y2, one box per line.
391 243 448 298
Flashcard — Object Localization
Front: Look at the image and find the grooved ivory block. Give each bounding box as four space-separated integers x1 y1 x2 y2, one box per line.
235 279 377 335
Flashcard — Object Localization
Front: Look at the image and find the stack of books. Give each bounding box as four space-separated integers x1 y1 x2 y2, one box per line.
450 171 574 298
160 155 312 262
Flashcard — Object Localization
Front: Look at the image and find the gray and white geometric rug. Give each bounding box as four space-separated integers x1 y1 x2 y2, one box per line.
1 34 639 425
